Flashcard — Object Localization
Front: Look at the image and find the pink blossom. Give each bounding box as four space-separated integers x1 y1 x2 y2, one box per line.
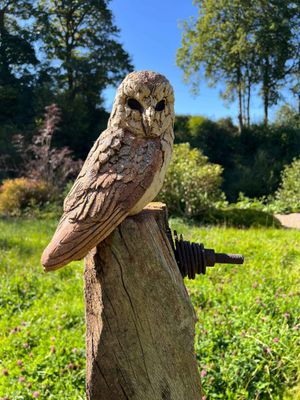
17 360 23 367
264 347 271 354
273 337 279 343
33 392 40 398
200 369 207 377
18 376 25 383
283 313 290 319
51 336 56 342
2 369 9 376
293 325 299 331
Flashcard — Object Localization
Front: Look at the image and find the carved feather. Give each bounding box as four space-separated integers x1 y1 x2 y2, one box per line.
41 70 175 272
41 128 162 271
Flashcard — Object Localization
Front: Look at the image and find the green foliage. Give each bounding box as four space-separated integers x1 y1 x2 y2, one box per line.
175 115 238 170
231 124 300 199
158 143 224 217
35 0 132 95
275 105 300 128
174 115 300 201
32 0 133 159
177 0 298 126
0 178 53 216
198 208 281 228
0 0 40 148
274 158 300 213
0 218 299 398
0 0 133 168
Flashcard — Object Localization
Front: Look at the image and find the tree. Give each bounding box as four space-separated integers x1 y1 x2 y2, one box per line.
177 0 255 131
34 0 133 157
35 0 132 97
0 0 42 179
0 0 39 126
177 0 298 127
253 0 297 124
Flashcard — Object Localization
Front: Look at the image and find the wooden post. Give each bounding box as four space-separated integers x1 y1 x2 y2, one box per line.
84 203 202 400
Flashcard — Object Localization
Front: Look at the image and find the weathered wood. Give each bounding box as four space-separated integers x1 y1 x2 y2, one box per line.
84 203 202 400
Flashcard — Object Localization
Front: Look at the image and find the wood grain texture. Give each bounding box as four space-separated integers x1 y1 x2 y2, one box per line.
85 203 202 400
41 71 174 272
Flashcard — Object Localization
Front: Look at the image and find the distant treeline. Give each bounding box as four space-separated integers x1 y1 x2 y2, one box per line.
174 110 300 201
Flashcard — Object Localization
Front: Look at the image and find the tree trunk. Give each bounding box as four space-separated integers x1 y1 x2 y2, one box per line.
246 74 251 127
237 66 244 132
84 202 202 400
263 57 270 126
263 91 269 126
0 9 11 81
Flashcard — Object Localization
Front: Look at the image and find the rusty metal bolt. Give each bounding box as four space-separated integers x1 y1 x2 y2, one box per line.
171 231 244 279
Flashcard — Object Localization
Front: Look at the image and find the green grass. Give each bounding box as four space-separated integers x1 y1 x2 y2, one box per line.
0 217 299 399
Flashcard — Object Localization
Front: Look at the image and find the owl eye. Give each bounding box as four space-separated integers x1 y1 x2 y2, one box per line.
155 99 166 111
127 98 143 112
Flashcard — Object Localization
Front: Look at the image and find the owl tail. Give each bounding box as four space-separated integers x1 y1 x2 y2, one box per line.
41 210 126 271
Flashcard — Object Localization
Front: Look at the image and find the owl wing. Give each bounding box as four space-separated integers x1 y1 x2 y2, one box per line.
41 128 162 271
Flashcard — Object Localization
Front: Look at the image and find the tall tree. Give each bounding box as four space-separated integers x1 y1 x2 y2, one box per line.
0 0 41 178
177 0 297 127
253 0 296 124
0 0 38 125
34 0 133 157
177 0 256 131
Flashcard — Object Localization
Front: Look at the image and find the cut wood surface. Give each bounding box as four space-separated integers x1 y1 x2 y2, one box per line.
274 213 300 229
84 202 202 400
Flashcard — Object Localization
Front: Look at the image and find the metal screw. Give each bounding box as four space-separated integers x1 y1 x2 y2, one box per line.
171 231 244 279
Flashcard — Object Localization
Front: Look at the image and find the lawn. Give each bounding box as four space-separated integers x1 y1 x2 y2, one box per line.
0 217 299 399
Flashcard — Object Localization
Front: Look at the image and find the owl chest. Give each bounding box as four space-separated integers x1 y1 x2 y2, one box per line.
129 132 173 215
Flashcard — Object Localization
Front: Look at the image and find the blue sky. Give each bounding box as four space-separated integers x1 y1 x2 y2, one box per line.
103 0 294 123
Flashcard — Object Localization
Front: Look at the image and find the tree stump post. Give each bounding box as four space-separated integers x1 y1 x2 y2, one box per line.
84 203 202 400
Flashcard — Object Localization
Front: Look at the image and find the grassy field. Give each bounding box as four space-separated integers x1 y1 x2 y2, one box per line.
0 217 299 399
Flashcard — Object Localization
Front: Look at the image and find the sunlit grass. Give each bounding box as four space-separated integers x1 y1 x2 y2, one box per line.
0 217 299 399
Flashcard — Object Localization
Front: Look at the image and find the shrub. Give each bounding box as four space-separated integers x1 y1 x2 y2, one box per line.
11 104 82 190
273 158 300 213
0 178 53 216
158 143 224 216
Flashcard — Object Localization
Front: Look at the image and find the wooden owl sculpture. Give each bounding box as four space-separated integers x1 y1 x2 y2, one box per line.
41 71 175 271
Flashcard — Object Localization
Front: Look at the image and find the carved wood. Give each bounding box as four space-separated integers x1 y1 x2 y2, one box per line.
84 203 202 399
41 71 175 272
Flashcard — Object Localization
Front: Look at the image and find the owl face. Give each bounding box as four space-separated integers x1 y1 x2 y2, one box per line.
108 71 175 137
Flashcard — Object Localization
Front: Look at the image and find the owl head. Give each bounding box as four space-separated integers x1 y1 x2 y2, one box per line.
108 70 175 137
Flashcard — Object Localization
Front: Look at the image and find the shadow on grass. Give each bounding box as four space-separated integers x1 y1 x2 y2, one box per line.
194 208 282 228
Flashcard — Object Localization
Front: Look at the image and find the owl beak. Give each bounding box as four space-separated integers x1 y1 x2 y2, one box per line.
143 107 155 134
